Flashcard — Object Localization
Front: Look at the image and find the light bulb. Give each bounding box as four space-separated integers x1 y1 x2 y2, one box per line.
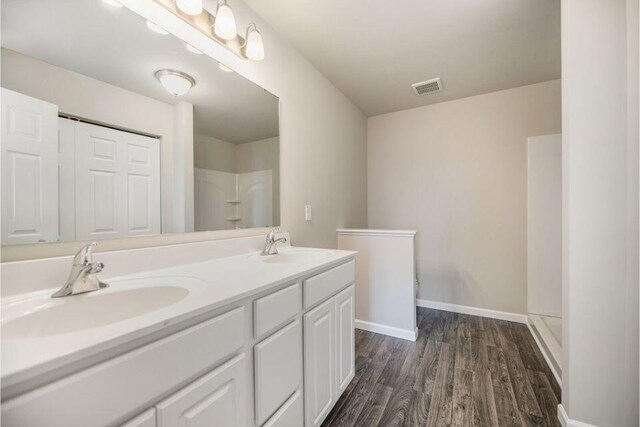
244 24 264 61
214 0 237 41
186 44 203 55
146 20 169 35
155 70 195 96
176 0 202 16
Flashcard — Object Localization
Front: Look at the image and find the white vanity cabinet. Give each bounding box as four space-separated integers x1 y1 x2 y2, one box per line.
303 271 356 427
304 298 337 427
1 257 356 427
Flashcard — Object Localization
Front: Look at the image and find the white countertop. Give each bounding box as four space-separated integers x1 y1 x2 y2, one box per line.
1 246 356 393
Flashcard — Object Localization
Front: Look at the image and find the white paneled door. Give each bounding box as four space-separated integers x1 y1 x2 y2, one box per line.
1 88 59 245
74 121 160 240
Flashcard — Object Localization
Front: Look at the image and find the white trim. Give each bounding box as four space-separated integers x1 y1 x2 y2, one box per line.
558 405 599 427
354 319 417 342
336 229 417 237
526 320 562 387
416 299 529 324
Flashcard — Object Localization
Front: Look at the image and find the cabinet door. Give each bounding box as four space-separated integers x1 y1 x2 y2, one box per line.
254 320 302 426
335 285 355 396
155 353 246 427
303 298 336 427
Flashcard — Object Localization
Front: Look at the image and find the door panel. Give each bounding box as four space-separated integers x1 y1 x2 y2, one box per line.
335 285 355 395
75 122 160 240
254 320 302 426
304 298 335 427
1 88 59 245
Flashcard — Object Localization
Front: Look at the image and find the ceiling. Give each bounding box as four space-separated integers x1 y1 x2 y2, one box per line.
1 0 279 143
244 0 561 116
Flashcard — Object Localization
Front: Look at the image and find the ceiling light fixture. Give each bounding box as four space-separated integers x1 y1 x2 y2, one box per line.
176 0 202 15
101 0 123 7
155 69 195 96
218 63 233 72
213 0 237 41
186 44 203 54
146 20 169 35
243 23 265 61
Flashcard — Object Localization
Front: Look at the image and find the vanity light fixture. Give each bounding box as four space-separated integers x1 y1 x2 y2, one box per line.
243 23 265 61
146 20 169 35
101 0 123 7
155 69 195 96
213 0 237 41
176 0 202 16
218 63 233 72
186 44 203 54
151 0 265 61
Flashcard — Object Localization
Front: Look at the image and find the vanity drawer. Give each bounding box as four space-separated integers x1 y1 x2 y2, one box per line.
254 282 301 338
2 307 245 427
304 260 355 309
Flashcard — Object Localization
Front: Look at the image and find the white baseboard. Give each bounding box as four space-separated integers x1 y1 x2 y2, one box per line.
416 299 529 324
526 321 562 387
558 405 599 427
354 319 417 342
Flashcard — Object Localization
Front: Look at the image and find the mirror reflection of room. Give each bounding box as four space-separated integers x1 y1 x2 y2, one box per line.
0 0 279 246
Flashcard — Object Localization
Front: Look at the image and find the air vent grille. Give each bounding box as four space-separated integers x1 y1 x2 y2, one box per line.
412 78 443 96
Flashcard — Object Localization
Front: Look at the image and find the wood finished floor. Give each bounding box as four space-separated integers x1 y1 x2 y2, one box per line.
322 307 561 427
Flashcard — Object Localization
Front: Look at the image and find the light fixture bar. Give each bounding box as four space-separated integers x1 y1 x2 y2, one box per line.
152 0 246 59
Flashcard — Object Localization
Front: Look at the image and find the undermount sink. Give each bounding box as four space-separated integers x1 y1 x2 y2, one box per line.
260 248 332 264
1 277 203 339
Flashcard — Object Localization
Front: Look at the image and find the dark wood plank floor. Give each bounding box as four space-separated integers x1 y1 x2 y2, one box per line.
322 307 561 427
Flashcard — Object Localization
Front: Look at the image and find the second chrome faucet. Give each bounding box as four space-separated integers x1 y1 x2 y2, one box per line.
261 228 287 256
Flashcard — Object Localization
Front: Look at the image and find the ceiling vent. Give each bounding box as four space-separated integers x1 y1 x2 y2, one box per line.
411 78 443 96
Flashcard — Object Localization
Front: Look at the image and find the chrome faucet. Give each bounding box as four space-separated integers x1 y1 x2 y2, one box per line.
261 228 287 256
52 242 109 298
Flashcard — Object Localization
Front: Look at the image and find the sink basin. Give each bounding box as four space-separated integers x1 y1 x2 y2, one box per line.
2 277 202 339
260 248 331 264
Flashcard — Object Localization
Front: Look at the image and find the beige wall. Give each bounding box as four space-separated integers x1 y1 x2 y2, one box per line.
194 134 238 173
367 79 561 315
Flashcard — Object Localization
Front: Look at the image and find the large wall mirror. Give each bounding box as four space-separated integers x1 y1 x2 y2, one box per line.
1 0 280 248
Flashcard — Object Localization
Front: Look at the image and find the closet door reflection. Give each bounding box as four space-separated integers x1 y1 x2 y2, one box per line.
68 120 161 241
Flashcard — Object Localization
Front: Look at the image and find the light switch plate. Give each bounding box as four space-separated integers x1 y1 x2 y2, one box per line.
305 204 312 221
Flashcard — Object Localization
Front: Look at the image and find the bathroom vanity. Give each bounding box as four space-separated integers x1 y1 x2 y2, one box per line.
1 237 356 427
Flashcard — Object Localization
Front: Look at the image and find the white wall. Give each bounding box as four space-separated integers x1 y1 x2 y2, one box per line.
561 0 639 425
527 134 562 317
368 80 561 315
0 48 187 234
